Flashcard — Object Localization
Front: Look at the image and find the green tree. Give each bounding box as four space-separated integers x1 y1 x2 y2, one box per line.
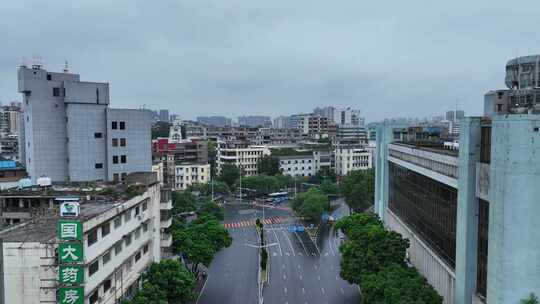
522 294 540 304
320 180 339 196
257 155 281 176
151 121 171 139
172 191 197 215
208 140 217 177
217 164 240 190
198 200 224 220
121 283 168 304
187 181 230 196
172 215 232 275
340 169 375 213
291 188 329 221
235 174 281 196
361 263 443 304
143 260 196 303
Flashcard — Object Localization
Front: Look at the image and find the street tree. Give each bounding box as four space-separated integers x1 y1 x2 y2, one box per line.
198 200 224 221
340 169 375 213
256 155 281 176
291 188 329 221
121 283 168 304
320 180 339 196
172 191 197 215
143 260 196 303
217 164 240 189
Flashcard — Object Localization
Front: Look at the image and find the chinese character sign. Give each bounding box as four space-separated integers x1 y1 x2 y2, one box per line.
59 265 84 285
57 220 82 241
58 287 84 304
58 243 84 263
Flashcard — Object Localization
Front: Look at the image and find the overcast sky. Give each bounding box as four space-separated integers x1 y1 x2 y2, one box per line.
1 0 539 122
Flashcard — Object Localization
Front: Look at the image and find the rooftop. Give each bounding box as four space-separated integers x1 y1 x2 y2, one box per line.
392 141 459 157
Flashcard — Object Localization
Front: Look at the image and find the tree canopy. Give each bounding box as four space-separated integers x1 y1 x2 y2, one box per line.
143 260 197 303
320 180 339 196
122 283 168 304
257 155 281 176
187 181 230 196
340 169 375 213
217 164 240 189
172 191 197 214
198 200 225 221
336 213 441 304
291 188 329 221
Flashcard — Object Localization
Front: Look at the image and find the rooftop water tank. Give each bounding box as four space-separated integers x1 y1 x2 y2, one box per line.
37 176 52 187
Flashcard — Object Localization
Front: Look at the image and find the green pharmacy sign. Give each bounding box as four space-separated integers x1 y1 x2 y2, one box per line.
58 287 84 304
58 243 84 264
57 220 83 241
59 265 84 285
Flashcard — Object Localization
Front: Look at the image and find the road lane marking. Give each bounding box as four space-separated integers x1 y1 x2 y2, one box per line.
302 288 305 294
271 225 283 256
282 264 286 269
281 229 296 256
284 287 287 293
321 287 325 295
293 231 309 256
340 288 345 294
299 274 303 280
317 275 321 281
314 264 318 270
283 274 287 280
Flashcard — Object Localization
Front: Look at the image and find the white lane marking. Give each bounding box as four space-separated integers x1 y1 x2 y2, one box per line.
298 252 303 256
195 273 210 304
314 264 318 270
284 287 288 293
328 225 336 256
273 252 277 256
282 264 286 269
317 275 321 281
336 275 340 280
299 274 303 280
293 231 309 256
285 252 290 256
297 265 301 269
340 287 345 294
321 287 325 295
283 274 287 280
302 287 306 294
271 225 283 256
281 229 296 257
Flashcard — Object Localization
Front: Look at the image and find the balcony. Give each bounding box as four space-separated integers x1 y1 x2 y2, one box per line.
161 233 173 248
161 217 172 229
160 200 173 210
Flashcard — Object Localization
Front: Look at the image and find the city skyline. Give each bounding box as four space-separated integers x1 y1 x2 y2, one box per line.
1 1 539 121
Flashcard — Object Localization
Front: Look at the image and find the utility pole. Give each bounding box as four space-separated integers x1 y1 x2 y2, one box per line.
211 174 214 202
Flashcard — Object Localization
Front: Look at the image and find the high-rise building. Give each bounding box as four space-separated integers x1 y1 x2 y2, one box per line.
375 55 540 304
272 115 292 129
158 109 169 122
313 106 335 121
334 107 363 126
196 116 232 127
17 65 152 183
238 115 272 127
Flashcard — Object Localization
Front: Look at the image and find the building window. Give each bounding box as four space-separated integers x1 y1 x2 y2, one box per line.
112 121 118 129
102 250 111 265
120 138 126 146
119 121 126 130
103 278 112 293
89 260 99 277
477 199 489 297
142 201 148 211
124 210 131 222
121 173 127 181
142 221 148 232
113 155 119 164
135 206 140 216
95 163 103 169
114 216 122 228
113 173 119 182
53 87 60 97
47 74 52 80
89 290 99 304
94 132 103 138
135 251 142 262
114 241 122 255
121 155 127 164
135 227 141 239
87 229 98 247
112 138 118 147
143 243 149 254
101 221 111 237
125 233 132 246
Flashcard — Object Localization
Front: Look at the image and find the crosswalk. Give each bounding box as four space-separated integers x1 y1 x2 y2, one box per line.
224 216 287 229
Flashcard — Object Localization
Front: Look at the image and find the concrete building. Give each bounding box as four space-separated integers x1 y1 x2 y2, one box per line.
238 116 272 128
295 114 330 135
0 158 26 191
158 109 169 122
334 145 372 176
334 107 363 126
174 163 211 191
216 140 271 176
17 65 152 183
336 124 368 142
0 172 171 304
313 106 335 122
375 56 540 304
278 154 316 177
196 116 232 127
272 116 292 129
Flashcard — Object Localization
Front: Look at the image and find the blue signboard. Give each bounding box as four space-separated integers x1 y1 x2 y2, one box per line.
287 226 297 232
297 225 305 232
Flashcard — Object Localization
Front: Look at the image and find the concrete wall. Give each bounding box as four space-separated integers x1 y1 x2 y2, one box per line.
487 115 540 303
386 210 455 304
66 103 108 181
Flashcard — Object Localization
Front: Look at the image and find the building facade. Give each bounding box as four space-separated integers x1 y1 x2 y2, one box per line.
17 65 152 183
334 145 372 176
216 140 270 176
278 154 316 177
174 163 211 191
375 56 540 304
0 172 170 304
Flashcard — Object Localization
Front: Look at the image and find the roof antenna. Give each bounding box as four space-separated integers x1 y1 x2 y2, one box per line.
63 61 69 73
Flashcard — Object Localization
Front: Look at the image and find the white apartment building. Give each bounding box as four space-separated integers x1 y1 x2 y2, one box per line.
335 146 373 176
278 155 316 177
0 172 171 304
174 163 211 191
216 141 271 176
17 65 152 183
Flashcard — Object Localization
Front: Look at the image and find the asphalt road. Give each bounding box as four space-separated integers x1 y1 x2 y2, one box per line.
198 199 359 304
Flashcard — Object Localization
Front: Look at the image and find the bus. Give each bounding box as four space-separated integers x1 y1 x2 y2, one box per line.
268 192 289 204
